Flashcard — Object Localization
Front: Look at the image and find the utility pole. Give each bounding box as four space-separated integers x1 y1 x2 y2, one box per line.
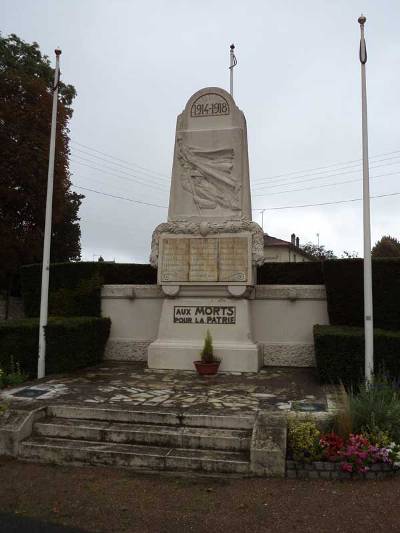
260 209 266 231
37 48 61 379
358 15 374 382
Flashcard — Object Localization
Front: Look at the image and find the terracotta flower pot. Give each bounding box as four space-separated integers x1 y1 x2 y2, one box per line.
194 360 220 376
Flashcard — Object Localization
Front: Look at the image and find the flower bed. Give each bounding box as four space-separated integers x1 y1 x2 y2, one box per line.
287 416 400 480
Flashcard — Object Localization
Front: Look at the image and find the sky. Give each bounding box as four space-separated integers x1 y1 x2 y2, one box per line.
2 0 400 262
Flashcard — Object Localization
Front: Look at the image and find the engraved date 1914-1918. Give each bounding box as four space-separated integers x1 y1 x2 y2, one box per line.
191 101 229 117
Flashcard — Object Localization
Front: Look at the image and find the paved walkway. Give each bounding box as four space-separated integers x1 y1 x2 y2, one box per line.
1 362 332 415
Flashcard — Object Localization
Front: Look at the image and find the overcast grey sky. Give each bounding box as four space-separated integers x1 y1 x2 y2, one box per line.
3 0 400 261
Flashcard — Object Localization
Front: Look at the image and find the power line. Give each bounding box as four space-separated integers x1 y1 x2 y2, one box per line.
253 170 400 197
252 149 400 184
71 140 169 179
72 180 400 214
255 191 400 211
252 158 400 191
72 147 168 185
70 156 169 193
72 184 168 209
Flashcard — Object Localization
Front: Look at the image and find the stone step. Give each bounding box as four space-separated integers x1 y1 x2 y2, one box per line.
47 405 255 430
19 436 250 474
34 417 251 451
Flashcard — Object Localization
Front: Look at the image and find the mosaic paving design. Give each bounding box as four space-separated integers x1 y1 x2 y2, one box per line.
1 363 329 415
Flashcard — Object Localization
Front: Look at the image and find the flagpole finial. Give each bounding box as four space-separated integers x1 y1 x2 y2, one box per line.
55 48 62 56
230 43 235 50
358 14 366 25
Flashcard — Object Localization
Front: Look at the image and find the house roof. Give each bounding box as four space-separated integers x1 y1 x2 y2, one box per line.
263 235 292 247
263 234 316 261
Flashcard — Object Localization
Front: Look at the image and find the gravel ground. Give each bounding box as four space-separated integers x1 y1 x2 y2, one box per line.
1 457 400 533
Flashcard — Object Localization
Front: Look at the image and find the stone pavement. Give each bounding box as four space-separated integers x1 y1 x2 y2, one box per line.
1 362 333 416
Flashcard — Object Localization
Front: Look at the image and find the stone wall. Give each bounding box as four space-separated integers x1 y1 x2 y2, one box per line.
286 460 400 480
0 297 25 320
101 284 329 366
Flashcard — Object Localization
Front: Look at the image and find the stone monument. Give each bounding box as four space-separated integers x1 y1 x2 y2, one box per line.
148 87 264 372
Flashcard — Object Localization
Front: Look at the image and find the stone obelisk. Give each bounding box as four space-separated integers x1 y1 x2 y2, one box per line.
148 87 264 372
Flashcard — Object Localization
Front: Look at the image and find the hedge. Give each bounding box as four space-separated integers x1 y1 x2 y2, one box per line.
0 317 111 377
324 258 400 331
314 324 400 386
257 262 323 284
21 262 157 317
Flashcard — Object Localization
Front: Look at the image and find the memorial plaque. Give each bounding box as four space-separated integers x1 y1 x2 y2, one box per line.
174 305 236 324
160 238 189 282
189 238 218 282
218 237 249 282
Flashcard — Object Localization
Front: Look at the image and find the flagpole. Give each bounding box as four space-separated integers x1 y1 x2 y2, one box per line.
229 43 236 97
358 15 374 383
38 48 61 379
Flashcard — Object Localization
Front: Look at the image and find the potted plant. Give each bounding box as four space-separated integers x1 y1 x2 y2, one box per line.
194 330 220 376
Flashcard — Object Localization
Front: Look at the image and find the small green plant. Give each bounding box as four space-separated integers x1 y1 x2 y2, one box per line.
332 384 353 439
200 330 214 363
349 376 400 442
287 418 322 462
0 356 28 389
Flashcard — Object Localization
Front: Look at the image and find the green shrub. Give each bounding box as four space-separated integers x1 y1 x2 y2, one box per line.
314 325 400 386
333 377 400 444
20 262 157 317
349 378 400 443
287 418 321 462
323 258 400 330
0 317 111 377
0 355 29 388
48 273 103 317
257 262 323 285
200 330 214 363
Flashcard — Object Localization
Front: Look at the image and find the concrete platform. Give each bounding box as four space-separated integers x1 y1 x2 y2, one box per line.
0 363 336 477
1 362 331 415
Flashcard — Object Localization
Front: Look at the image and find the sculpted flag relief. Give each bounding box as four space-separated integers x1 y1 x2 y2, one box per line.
177 137 240 212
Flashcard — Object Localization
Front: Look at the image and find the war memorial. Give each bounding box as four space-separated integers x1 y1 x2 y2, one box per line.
102 87 328 369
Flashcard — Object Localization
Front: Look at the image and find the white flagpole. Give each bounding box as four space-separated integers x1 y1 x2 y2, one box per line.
229 43 237 97
38 48 61 379
358 15 374 383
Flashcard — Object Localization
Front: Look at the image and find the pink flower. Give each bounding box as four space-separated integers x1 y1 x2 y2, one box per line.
340 462 353 473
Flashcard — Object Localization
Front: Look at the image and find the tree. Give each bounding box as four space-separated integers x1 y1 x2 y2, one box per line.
341 250 359 259
301 242 337 261
0 34 84 314
372 235 400 258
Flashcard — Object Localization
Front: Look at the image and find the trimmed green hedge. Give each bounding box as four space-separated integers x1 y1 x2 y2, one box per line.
324 258 400 331
257 262 323 284
0 317 111 377
21 262 157 317
314 324 400 386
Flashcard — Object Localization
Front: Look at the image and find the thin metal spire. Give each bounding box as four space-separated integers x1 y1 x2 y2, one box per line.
229 43 237 97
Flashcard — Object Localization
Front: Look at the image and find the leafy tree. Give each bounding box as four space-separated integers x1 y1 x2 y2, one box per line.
301 242 337 261
0 34 84 314
372 236 400 258
341 250 359 259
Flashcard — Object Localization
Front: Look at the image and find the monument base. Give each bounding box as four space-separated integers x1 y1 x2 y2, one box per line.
147 296 262 373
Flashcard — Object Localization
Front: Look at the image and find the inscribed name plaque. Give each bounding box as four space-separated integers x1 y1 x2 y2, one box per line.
189 238 218 282
174 305 236 324
158 233 252 284
160 238 189 282
218 237 248 282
